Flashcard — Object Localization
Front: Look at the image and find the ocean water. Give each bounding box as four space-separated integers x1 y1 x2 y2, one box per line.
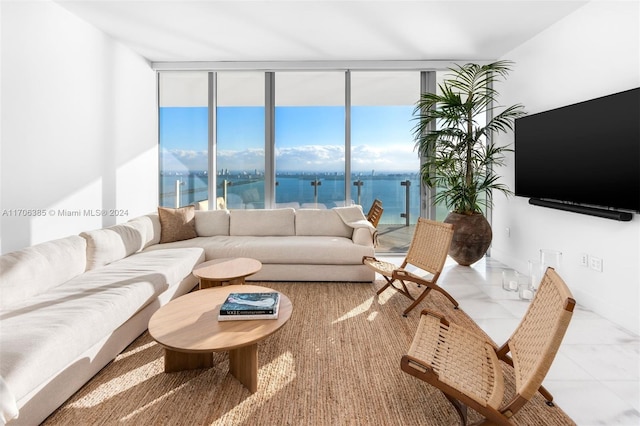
160 172 424 225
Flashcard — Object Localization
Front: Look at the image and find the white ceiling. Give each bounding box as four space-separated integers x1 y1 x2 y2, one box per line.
55 0 589 65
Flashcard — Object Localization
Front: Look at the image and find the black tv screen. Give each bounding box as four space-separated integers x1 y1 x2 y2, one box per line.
515 87 640 213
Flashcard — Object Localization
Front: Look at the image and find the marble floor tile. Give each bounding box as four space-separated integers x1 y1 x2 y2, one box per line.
547 380 640 425
561 344 640 381
601 380 640 412
564 318 640 345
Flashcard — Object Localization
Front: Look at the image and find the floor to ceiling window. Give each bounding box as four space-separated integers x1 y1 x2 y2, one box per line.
274 72 346 208
158 72 209 208
350 71 421 225
158 70 424 212
216 72 265 209
158 68 436 251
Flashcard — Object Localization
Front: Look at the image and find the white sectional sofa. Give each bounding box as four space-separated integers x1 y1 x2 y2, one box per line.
0 206 375 425
153 207 376 282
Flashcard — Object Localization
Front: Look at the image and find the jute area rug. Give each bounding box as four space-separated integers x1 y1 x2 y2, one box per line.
44 281 576 425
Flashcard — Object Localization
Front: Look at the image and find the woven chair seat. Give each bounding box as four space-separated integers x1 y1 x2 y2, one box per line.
363 258 434 283
406 312 505 409
362 258 397 276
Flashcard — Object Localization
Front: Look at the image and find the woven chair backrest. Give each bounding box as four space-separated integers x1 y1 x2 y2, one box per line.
508 267 575 401
404 218 454 275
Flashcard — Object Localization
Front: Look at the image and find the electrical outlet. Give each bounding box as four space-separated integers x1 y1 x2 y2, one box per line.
589 256 603 272
579 253 589 267
505 227 510 237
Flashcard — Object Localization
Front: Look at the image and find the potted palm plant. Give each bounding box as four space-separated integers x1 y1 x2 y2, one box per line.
413 60 525 265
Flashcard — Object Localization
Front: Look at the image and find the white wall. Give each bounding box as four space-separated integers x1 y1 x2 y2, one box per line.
492 1 640 334
1 0 158 254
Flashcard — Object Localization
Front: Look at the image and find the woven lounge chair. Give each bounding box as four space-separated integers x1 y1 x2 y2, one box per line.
366 199 383 228
401 267 575 425
362 218 457 316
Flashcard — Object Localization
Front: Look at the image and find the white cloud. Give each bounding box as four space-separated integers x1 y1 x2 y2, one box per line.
218 148 265 171
276 145 345 172
351 143 418 172
161 149 207 171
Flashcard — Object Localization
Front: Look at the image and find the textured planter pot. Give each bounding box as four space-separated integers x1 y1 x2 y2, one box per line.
444 212 492 266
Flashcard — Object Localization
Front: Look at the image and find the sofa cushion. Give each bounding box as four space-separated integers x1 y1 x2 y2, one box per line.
128 214 161 248
295 209 353 238
158 206 198 243
142 236 213 253
0 236 87 310
80 223 147 270
0 247 204 403
229 208 295 236
200 235 371 265
195 210 230 236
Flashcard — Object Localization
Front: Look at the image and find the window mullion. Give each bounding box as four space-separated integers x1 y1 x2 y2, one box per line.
208 72 217 210
264 72 276 209
345 70 351 205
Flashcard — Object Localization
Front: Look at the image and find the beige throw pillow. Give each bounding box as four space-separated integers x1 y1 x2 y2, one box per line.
158 206 197 243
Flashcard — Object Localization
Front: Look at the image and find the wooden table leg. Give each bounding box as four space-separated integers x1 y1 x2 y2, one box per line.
228 343 258 393
199 277 246 289
164 348 214 373
199 278 221 289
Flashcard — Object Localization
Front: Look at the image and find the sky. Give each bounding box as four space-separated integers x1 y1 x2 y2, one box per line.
160 105 420 173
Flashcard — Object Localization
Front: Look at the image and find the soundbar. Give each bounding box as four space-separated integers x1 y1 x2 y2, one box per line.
529 198 633 222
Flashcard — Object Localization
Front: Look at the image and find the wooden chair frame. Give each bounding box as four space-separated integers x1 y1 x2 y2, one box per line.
363 218 458 316
366 199 384 228
401 267 575 425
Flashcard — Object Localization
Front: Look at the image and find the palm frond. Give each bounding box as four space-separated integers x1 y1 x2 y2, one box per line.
413 60 525 214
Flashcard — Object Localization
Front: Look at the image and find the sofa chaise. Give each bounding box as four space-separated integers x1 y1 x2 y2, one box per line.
0 206 375 425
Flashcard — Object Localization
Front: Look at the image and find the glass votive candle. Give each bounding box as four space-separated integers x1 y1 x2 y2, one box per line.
518 283 535 301
502 270 522 292
528 259 543 291
540 249 563 272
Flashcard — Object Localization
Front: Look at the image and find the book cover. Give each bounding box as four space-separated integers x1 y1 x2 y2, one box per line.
218 292 280 316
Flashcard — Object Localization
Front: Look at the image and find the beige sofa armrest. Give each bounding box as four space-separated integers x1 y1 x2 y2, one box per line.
352 227 376 247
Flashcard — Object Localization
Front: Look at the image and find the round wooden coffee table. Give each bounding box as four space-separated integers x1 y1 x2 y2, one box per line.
192 257 262 289
148 285 292 393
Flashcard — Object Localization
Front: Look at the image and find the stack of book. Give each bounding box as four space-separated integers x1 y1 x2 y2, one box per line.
218 292 280 321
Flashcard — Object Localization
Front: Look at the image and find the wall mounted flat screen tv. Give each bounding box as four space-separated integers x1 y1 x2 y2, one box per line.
515 87 640 215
